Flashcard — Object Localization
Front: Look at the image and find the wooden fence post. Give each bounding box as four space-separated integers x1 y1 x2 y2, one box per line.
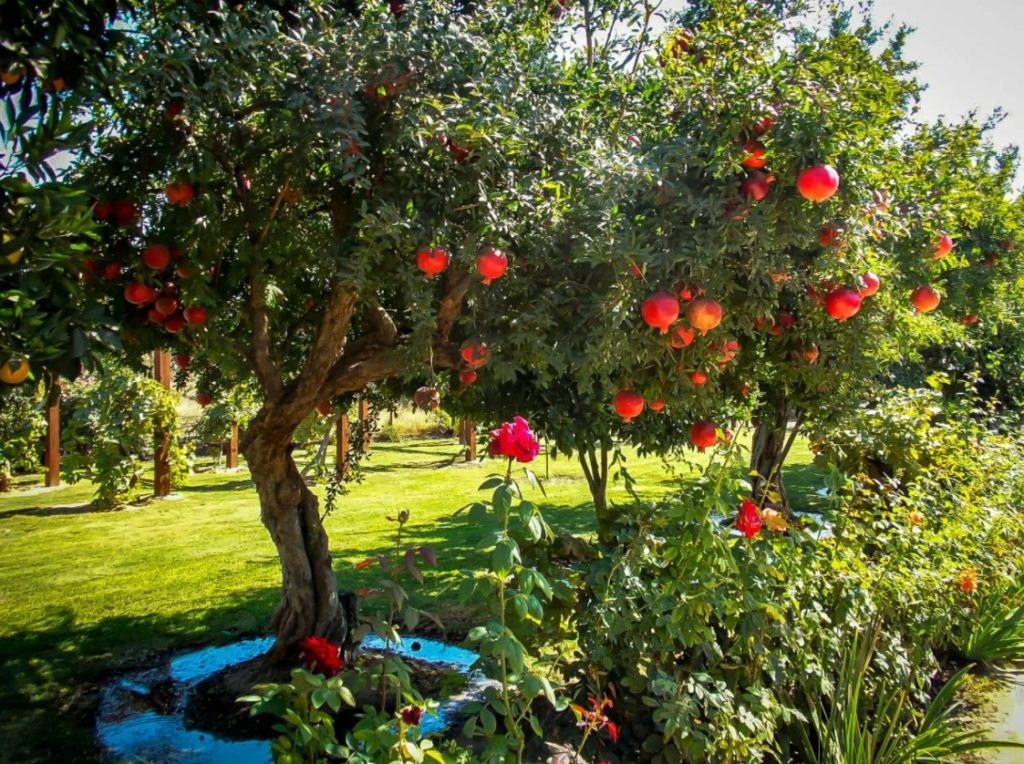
45 386 60 487
153 350 172 496
226 422 239 469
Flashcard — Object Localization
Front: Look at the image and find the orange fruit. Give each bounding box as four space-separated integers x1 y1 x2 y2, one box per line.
0 357 30 385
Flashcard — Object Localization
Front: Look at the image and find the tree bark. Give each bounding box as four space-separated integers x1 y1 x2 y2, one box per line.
578 441 614 545
244 412 354 661
749 395 801 515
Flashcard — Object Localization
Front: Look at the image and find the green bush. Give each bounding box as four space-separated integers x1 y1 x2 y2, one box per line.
0 381 46 490
61 367 189 507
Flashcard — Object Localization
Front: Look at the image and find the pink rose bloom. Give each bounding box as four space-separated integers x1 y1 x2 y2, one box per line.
487 416 540 463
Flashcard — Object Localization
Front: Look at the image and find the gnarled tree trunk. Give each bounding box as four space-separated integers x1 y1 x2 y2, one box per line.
749 395 802 516
244 411 352 660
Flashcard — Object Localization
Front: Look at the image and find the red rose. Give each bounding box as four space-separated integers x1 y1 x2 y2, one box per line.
736 499 763 539
297 636 344 677
487 416 540 463
401 705 423 725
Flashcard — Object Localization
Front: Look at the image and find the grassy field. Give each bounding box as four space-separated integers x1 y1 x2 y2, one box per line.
0 433 821 763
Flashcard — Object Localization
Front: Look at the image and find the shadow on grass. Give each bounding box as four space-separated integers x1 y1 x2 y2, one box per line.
0 590 280 764
0 503 111 521
179 478 257 494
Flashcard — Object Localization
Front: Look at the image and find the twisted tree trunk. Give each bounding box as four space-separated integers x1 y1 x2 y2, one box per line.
749 395 802 515
244 412 352 660
578 440 614 545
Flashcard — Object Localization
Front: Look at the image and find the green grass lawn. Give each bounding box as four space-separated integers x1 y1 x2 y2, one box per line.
0 434 821 763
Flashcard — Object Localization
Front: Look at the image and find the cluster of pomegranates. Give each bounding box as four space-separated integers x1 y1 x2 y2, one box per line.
414 244 508 285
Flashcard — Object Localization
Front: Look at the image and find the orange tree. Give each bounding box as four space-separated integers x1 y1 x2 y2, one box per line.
0 1 133 386
71 0 642 655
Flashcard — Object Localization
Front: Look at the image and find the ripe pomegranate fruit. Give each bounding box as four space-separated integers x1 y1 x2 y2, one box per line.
174 352 191 370
414 386 440 411
165 183 193 207
195 392 213 407
819 226 843 248
932 233 953 259
641 291 680 334
147 308 166 324
613 389 644 422
459 370 478 385
476 246 507 285
739 171 771 202
716 339 739 365
163 313 186 333
316 401 332 416
687 298 723 334
155 296 178 315
911 286 940 313
164 100 184 119
768 311 795 336
670 325 696 349
802 345 820 363
93 201 112 221
858 271 880 298
740 140 766 169
124 282 157 305
689 420 717 451
102 261 121 280
143 244 170 270
183 306 207 327
461 341 489 369
824 287 861 321
960 315 979 325
752 116 774 136
111 200 136 227
688 370 708 385
797 164 839 202
649 399 666 412
416 247 448 279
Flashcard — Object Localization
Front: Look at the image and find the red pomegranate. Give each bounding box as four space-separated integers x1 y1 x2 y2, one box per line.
824 287 861 321
174 353 191 370
164 100 184 119
649 399 666 412
183 306 207 327
416 247 448 279
147 308 166 325
641 291 680 334
819 226 843 248
316 401 332 416
143 244 170 270
165 183 193 207
670 325 696 349
932 233 953 260
102 261 121 280
687 298 723 335
739 171 771 202
92 201 112 221
768 311 795 336
752 116 774 136
802 345 820 364
459 370 478 385
111 200 136 227
689 420 717 451
163 313 186 333
688 370 708 385
858 271 880 298
716 339 739 365
124 282 157 305
476 246 507 285
155 296 178 316
960 315 979 326
911 286 940 313
460 341 489 369
195 392 213 407
613 389 644 423
740 140 766 169
797 165 839 202
414 386 440 411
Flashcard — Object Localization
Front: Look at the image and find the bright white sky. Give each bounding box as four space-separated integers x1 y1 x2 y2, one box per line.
658 0 1022 183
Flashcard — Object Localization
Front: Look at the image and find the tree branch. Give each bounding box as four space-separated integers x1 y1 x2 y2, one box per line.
248 265 284 401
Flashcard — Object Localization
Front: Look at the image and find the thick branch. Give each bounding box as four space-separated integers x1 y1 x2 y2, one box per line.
249 267 284 400
436 270 475 340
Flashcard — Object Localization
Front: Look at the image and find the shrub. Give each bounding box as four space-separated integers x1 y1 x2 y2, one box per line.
0 381 46 490
61 367 189 506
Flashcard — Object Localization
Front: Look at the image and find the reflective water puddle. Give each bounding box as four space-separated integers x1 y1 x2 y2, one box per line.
97 635 486 763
